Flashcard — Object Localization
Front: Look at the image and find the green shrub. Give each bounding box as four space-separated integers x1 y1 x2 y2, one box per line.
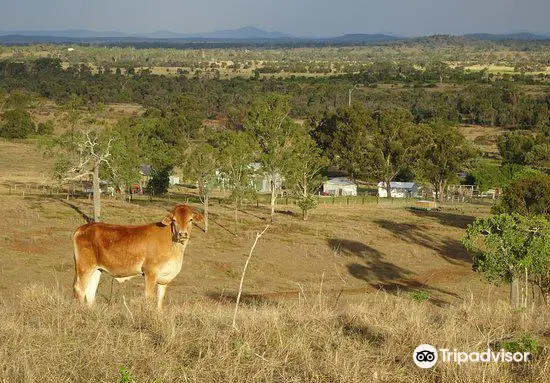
0 109 35 139
493 174 550 217
497 334 539 357
146 167 171 195
36 121 54 135
409 290 430 302
119 367 133 383
297 195 318 220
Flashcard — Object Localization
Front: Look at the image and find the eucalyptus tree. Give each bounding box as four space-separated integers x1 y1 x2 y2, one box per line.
463 214 550 308
183 141 218 233
285 127 327 220
245 94 298 222
415 119 477 201
215 130 258 225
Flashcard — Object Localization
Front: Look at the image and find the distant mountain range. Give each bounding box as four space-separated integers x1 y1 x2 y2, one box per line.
464 32 550 41
0 26 548 45
0 26 291 40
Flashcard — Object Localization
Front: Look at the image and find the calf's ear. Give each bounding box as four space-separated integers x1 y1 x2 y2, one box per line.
193 212 204 222
161 213 174 226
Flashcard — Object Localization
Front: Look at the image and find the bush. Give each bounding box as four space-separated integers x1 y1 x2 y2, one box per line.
409 290 430 302
0 109 35 139
297 195 318 220
493 174 550 217
496 334 539 357
146 167 171 195
36 121 54 135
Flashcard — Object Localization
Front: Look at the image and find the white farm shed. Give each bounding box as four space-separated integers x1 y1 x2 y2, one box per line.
323 177 357 196
378 182 419 198
249 163 283 193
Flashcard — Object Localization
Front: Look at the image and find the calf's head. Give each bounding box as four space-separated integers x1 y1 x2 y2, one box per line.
161 205 204 242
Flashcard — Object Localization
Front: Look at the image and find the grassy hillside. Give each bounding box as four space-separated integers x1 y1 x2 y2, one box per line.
3 139 547 382
1 285 548 382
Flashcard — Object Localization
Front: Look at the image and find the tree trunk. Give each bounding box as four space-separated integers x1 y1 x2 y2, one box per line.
204 193 209 233
302 181 308 221
92 162 101 222
510 276 520 309
385 180 392 199
437 180 445 202
270 180 276 222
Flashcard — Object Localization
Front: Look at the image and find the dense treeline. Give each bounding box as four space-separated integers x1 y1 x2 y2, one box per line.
1 58 549 131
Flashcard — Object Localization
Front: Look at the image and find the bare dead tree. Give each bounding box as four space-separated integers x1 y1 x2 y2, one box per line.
60 130 115 222
232 225 269 329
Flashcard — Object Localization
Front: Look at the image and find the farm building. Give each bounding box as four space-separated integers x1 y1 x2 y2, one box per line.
323 177 358 196
377 182 419 198
249 163 284 193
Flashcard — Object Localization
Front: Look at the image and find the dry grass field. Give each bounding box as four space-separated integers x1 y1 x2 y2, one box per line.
1 139 549 382
457 124 506 156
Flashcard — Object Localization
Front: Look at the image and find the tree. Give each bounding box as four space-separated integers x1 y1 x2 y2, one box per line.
366 108 419 199
285 127 327 220
463 214 550 308
494 174 550 218
107 119 144 199
49 127 115 222
498 132 536 165
415 119 476 201
146 167 171 196
215 130 258 225
183 141 218 232
245 94 297 222
125 115 189 197
467 161 502 193
499 164 542 189
0 109 35 138
311 104 371 179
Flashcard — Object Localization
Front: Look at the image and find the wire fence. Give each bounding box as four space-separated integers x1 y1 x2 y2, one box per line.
0 178 494 209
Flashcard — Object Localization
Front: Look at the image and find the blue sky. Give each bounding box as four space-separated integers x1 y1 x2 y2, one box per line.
0 0 548 36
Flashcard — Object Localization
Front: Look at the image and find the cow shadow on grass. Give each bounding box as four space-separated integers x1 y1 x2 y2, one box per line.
374 219 471 265
328 238 457 306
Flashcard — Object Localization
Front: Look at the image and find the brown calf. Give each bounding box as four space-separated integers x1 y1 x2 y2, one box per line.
72 204 203 309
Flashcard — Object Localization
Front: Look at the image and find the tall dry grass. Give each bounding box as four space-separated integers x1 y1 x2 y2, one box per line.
1 284 549 382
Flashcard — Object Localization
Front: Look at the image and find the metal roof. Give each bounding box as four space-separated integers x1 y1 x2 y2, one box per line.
377 181 417 189
324 177 357 186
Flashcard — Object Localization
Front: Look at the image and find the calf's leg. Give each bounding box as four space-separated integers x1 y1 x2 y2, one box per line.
85 269 102 306
156 284 168 310
144 272 158 301
74 267 96 304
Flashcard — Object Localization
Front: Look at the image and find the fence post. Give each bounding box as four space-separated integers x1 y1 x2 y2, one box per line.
347 197 349 205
